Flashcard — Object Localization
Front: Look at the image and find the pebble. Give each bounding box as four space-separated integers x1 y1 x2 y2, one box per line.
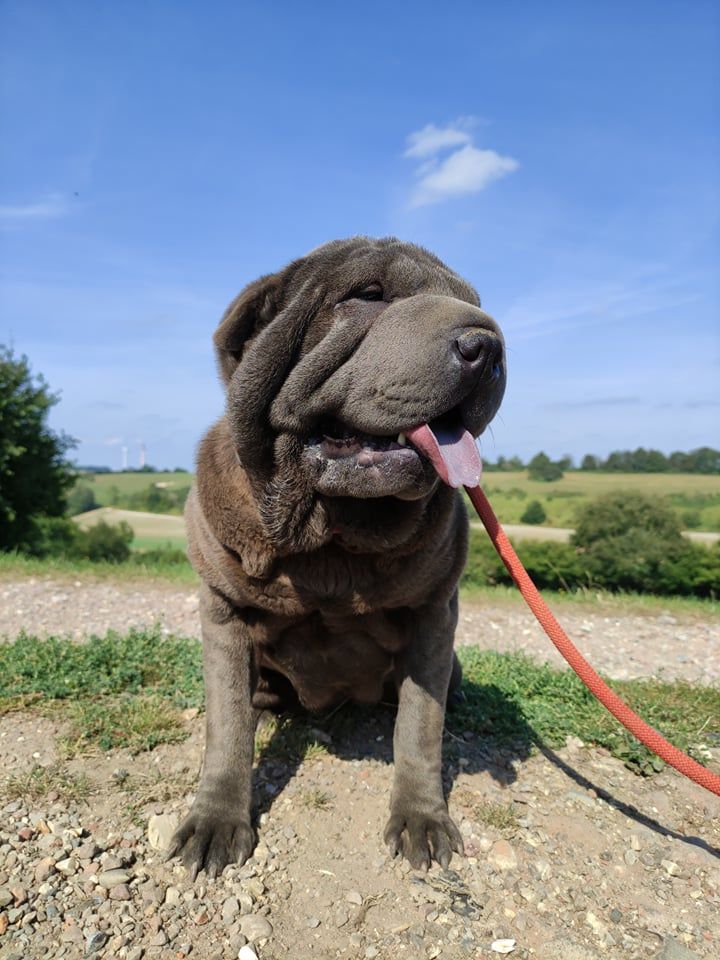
86 930 109 954
491 940 517 955
239 914 273 941
97 869 132 888
239 947 259 960
222 896 241 922
307 915 320 928
346 889 363 905
487 839 518 871
147 813 178 851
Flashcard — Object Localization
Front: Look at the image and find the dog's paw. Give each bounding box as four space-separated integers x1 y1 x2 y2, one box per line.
383 808 464 870
165 806 255 880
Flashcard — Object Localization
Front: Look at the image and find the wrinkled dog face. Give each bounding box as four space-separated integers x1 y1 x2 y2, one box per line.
215 237 506 543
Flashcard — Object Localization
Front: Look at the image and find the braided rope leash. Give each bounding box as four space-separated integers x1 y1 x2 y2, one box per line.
466 484 720 798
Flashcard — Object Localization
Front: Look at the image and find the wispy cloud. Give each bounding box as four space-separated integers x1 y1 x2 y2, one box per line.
0 192 69 223
404 122 473 159
404 120 518 208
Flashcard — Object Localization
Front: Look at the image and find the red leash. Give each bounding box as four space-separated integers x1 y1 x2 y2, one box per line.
466 484 720 798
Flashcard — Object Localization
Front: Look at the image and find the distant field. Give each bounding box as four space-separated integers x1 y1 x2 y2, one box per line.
77 471 193 504
76 470 720 533
479 471 720 531
74 507 187 550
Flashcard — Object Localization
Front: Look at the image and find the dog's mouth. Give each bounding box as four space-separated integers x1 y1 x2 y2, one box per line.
306 410 482 489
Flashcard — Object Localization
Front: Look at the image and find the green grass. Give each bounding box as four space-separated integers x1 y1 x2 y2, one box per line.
1 628 717 778
454 648 720 775
78 471 193 504
0 550 197 583
476 471 720 531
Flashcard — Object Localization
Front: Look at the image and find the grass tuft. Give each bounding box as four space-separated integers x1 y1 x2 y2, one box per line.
1 762 93 803
300 788 334 810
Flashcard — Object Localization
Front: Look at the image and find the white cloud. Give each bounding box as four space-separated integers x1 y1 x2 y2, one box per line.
404 121 518 208
404 123 472 159
0 193 69 223
411 144 519 208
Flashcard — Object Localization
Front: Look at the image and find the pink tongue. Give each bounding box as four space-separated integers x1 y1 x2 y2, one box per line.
405 422 483 488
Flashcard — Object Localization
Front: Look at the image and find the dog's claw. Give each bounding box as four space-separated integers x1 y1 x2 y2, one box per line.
166 808 255 880
384 809 463 870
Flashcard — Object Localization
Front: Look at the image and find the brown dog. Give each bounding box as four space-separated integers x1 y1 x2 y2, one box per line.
167 237 506 878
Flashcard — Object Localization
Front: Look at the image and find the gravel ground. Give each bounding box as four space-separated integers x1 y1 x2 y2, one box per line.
1 573 719 959
1 576 718 684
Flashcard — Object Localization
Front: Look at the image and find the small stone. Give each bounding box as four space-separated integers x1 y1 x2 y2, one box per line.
623 850 638 866
165 886 182 907
222 897 240 923
365 948 379 959
56 857 78 876
491 940 516 954
17 827 34 841
76 841 100 860
149 931 168 947
194 908 210 925
346 890 363 906
610 908 622 923
0 890 11 908
126 949 144 960
86 930 109 954
307 915 320 928
239 947 259 960
585 911 608 936
109 884 131 901
35 857 57 882
237 892 254 915
487 840 518 871
147 813 178 851
97 869 131 888
239 914 273 941
336 907 349 927
630 834 641 851
655 938 702 960
661 859 681 877
245 878 265 898
0 914 7 936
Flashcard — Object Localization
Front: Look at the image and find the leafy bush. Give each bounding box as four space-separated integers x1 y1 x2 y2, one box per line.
75 521 133 563
572 492 719 597
520 500 547 524
66 483 98 516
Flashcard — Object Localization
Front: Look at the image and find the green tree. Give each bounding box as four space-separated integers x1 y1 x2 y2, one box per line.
0 346 75 552
527 452 564 482
580 454 599 471
520 500 547 524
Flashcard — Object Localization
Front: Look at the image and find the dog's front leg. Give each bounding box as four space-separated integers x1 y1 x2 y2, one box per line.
384 599 464 870
168 586 259 879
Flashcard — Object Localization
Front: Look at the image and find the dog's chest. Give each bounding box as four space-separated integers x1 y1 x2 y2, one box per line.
261 608 409 710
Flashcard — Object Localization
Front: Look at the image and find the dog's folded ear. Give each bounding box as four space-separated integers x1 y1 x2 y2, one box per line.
213 273 283 383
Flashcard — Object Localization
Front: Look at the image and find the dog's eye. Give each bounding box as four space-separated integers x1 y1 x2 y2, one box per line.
344 284 384 303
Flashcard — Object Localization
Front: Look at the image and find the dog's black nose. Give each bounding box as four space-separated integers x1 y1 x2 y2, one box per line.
453 329 502 371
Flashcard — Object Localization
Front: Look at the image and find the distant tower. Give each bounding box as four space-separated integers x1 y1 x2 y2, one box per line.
121 446 128 470
139 442 146 469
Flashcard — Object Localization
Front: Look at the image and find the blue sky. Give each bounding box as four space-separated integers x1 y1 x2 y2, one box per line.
1 0 718 470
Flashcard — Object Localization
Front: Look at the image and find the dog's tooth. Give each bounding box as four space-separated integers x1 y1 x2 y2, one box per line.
397 433 407 446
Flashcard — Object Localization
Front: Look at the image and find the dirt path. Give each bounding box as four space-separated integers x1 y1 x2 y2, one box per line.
1 576 718 684
1 574 719 959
